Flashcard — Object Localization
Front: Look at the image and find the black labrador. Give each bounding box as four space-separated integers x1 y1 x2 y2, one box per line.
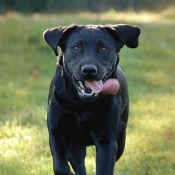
43 24 141 175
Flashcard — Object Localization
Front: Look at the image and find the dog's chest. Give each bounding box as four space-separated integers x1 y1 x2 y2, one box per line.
58 110 105 145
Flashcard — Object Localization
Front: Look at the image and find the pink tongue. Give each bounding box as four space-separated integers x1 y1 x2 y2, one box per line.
84 79 120 94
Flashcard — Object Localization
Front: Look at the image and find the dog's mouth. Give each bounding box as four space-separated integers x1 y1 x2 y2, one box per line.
72 75 120 101
74 78 99 100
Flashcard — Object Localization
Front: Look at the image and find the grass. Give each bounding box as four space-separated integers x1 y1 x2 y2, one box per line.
0 9 175 175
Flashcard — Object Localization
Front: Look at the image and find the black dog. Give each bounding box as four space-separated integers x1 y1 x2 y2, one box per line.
43 24 141 175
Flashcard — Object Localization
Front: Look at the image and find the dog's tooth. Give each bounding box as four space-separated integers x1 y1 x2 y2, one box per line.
79 81 82 86
81 88 85 94
94 93 98 97
79 81 85 89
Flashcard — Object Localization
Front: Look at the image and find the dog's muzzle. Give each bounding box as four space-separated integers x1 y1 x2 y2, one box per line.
72 75 120 101
64 63 120 101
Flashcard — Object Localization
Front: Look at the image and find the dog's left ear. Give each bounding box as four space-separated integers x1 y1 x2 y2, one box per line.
43 24 77 56
105 24 141 48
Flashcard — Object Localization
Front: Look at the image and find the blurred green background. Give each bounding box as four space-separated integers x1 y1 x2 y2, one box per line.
0 0 175 12
0 1 175 175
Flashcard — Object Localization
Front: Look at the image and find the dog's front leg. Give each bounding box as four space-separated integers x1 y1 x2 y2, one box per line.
95 139 117 175
49 129 74 175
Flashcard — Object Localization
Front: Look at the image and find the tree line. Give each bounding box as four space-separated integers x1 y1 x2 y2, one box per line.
0 0 174 13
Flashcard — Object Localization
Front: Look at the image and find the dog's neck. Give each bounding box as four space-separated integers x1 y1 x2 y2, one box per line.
111 54 120 78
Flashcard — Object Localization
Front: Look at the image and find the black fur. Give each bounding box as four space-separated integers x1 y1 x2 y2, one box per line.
43 24 141 175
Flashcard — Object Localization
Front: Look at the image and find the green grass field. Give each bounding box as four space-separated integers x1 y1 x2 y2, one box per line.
0 10 175 175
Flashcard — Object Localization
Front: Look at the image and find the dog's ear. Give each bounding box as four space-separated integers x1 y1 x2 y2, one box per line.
43 24 77 56
105 24 141 48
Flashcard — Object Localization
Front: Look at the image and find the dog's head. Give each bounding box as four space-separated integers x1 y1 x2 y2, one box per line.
43 24 141 101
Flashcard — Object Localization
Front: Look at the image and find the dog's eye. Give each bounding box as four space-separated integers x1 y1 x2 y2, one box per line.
73 46 79 51
100 47 108 52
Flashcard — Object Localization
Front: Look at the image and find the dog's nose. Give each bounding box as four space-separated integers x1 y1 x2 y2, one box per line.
81 65 97 76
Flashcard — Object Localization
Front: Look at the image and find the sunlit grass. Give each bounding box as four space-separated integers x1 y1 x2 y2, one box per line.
0 8 175 175
0 122 52 175
79 10 161 23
